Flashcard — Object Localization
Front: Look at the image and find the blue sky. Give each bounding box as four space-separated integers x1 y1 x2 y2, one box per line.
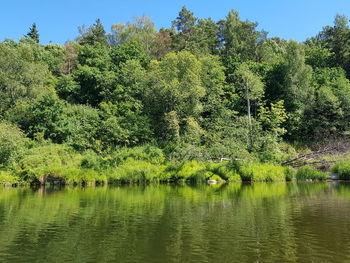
1 0 350 44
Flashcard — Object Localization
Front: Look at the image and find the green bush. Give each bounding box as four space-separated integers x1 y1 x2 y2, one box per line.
239 163 286 182
0 170 19 184
332 161 350 180
296 166 327 181
284 166 296 181
109 145 165 166
15 143 82 183
0 121 27 167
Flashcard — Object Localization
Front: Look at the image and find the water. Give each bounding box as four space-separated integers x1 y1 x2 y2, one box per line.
0 182 350 263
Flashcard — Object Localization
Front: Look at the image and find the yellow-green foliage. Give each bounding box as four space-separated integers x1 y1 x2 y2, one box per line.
208 174 224 182
108 160 166 183
208 162 241 182
296 166 327 181
37 166 107 185
0 170 19 184
239 163 286 182
109 145 165 166
284 166 296 181
15 144 85 183
332 161 350 180
175 161 208 182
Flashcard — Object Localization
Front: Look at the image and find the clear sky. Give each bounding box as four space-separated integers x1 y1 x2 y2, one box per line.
1 0 350 44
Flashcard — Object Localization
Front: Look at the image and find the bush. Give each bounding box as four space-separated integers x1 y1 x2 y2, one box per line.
239 163 286 182
0 170 19 184
109 145 165 166
332 161 350 180
15 143 82 183
0 121 27 167
296 166 327 181
284 166 296 181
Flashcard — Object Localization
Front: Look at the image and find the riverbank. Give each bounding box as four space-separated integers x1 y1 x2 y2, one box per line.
1 157 348 186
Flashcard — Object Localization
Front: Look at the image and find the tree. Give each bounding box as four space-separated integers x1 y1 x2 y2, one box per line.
258 100 288 138
220 9 266 63
316 14 350 77
26 23 39 43
265 41 313 138
111 40 150 67
151 28 173 59
234 63 264 146
78 19 108 46
172 6 196 33
6 91 68 143
0 42 49 116
145 51 205 139
171 7 220 55
109 15 156 56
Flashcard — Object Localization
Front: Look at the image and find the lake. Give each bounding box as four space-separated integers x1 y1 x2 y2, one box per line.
0 182 350 263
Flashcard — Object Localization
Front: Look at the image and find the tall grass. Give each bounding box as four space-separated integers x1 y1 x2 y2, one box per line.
332 161 350 180
108 160 167 183
239 163 286 182
296 166 327 181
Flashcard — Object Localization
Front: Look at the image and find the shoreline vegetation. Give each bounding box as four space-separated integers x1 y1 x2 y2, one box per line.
2 8 350 186
0 143 349 186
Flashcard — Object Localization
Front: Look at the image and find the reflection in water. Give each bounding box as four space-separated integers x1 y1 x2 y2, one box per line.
0 182 350 263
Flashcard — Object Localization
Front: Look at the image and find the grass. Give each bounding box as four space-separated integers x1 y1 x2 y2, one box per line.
296 166 327 181
332 161 350 180
239 163 287 182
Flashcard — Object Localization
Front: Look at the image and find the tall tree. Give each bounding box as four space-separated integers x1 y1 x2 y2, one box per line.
234 63 264 145
78 19 108 46
26 23 40 43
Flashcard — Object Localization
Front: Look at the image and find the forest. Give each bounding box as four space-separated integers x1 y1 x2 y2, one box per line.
1 7 350 185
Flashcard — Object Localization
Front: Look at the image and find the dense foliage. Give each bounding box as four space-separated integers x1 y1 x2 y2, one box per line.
1 7 350 184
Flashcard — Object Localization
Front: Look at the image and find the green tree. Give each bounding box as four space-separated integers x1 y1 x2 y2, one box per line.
109 15 156 56
26 23 39 43
145 51 205 139
220 9 266 63
234 63 264 142
0 42 49 116
78 19 108 46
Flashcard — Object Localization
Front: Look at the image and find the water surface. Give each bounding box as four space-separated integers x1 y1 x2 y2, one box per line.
0 182 350 263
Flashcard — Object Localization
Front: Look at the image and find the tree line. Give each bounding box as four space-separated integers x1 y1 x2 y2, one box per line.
1 7 350 170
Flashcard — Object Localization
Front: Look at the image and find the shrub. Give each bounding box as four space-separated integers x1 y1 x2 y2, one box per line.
0 170 19 184
0 121 27 167
15 143 82 183
239 163 286 182
109 145 165 166
332 161 350 180
284 166 296 181
296 166 327 181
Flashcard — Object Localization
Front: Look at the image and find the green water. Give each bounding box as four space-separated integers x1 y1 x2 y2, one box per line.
0 182 350 263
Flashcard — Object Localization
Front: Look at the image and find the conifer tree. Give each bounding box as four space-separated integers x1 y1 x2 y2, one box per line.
26 23 39 43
